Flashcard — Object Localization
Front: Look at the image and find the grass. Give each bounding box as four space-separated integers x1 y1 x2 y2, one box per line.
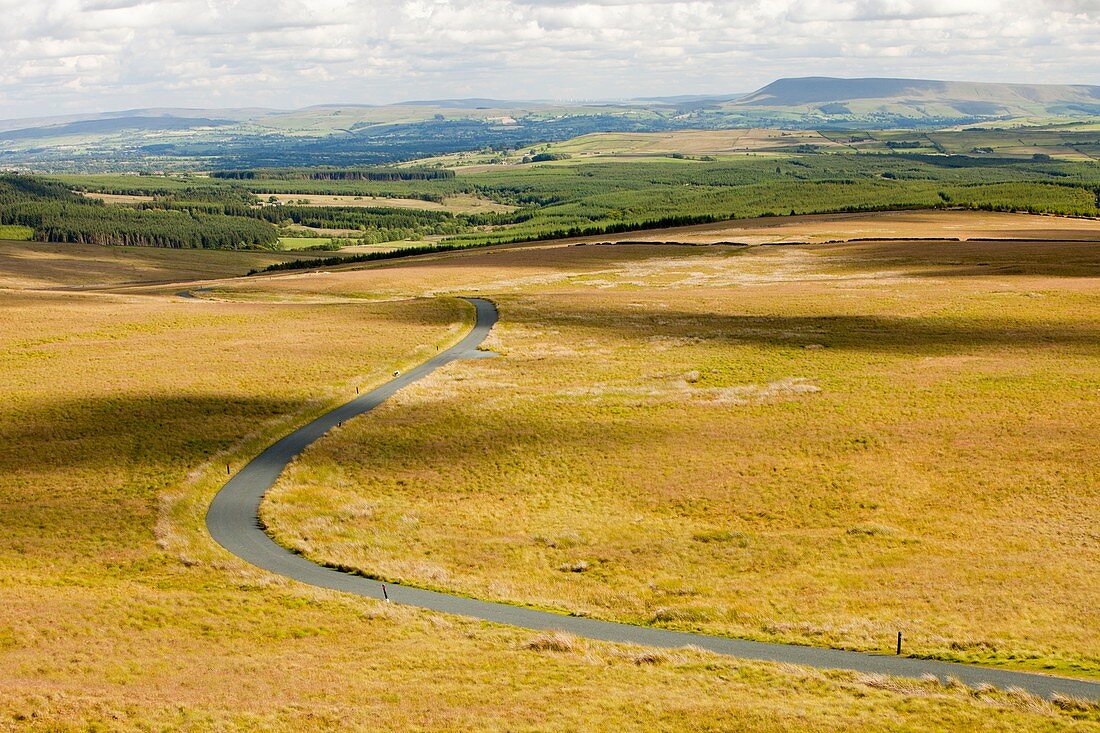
260 229 1100 680
278 236 338 250
565 209 1100 245
2 214 1099 729
260 192 515 214
0 225 34 240
0 239 325 289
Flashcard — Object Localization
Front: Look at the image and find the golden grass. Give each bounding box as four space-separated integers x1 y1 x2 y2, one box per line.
78 192 156 204
0 239 318 289
567 209 1100 245
260 192 516 213
3 286 1081 731
543 129 849 157
4 216 1100 729
263 234 1100 678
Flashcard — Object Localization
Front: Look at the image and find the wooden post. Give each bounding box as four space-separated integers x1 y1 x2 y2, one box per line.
226 463 230 476
382 584 389 602
897 631 902 655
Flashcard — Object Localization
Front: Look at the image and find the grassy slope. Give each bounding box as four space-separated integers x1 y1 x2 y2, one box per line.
260 234 1100 679
0 239 323 289
1 236 1097 730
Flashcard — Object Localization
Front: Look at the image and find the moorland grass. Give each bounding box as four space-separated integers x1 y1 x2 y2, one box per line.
0 239 324 289
1 224 1098 729
262 235 1100 679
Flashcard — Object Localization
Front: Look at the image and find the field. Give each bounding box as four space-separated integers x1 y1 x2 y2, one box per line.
0 225 33 240
2 215 1099 729
540 129 851 158
535 128 1100 162
259 192 515 214
250 217 1100 680
0 239 324 289
564 209 1100 246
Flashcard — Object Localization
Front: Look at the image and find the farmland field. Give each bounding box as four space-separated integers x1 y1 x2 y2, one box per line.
259 192 516 214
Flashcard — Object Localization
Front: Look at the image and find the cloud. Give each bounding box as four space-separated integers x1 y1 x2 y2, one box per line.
0 0 1096 117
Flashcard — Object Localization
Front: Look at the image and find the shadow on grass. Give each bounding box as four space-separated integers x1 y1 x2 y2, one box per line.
822 239 1100 279
0 394 306 555
504 301 1100 354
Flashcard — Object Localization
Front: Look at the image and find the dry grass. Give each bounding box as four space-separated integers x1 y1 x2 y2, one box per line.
259 192 516 213
566 209 1100 245
79 191 156 204
545 129 850 157
0 239 318 289
4 218 1100 730
522 631 585 653
264 231 1100 679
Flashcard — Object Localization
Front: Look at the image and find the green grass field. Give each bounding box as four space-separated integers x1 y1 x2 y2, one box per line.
278 236 337 250
0 225 34 240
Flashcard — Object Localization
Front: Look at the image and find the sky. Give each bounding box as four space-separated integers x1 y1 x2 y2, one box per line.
0 0 1098 119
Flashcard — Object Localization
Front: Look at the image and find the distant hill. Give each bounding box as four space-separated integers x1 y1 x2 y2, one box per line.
3 76 1100 170
0 116 235 142
0 107 274 133
732 77 1100 119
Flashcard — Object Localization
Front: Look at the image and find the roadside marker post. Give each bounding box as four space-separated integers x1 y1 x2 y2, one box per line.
897 632 902 655
226 463 230 476
382 584 389 602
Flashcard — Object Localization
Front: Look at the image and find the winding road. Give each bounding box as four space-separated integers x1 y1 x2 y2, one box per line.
206 297 1099 701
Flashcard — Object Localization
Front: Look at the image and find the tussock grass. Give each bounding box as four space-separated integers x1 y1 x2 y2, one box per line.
264 232 1100 679
523 631 585 654
0 238 323 289
5 216 1100 729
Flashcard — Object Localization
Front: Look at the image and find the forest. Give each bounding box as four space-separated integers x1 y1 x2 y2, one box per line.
0 176 278 249
8 148 1099 251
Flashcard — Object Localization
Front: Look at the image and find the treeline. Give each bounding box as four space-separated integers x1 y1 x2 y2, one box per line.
445 206 924 249
250 241 472 274
211 168 454 181
0 175 279 249
54 176 467 246
24 205 279 248
256 205 464 240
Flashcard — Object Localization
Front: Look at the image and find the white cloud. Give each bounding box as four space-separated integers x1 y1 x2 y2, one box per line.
0 0 1096 117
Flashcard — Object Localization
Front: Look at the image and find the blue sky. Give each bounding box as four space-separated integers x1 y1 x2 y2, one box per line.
0 0 1097 118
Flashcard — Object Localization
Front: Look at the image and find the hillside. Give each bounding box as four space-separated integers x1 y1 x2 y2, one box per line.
732 76 1100 120
3 77 1100 171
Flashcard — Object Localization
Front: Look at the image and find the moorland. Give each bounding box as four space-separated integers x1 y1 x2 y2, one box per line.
1 103 1099 729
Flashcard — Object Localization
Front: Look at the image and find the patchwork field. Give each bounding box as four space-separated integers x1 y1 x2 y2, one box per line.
1 216 1099 730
